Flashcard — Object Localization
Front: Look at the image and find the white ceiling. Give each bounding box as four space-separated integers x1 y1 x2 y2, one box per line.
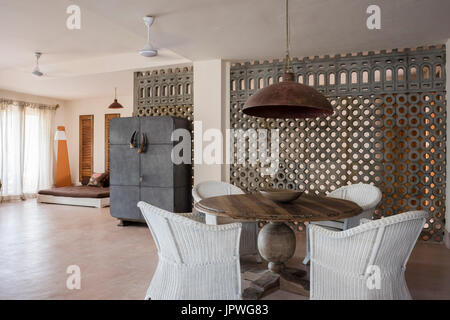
0 0 449 100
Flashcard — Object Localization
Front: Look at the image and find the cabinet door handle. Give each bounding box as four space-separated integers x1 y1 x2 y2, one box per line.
130 131 137 148
138 133 147 154
139 176 143 183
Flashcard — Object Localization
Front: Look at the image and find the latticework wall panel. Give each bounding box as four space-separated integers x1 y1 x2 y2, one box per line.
230 46 446 242
134 67 193 113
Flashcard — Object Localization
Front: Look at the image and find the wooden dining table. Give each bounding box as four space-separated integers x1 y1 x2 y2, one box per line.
194 192 362 299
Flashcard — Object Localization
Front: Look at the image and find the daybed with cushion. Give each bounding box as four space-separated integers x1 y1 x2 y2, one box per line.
37 186 110 208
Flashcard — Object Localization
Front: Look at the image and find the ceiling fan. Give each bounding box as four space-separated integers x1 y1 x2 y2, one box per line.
27 52 75 78
139 16 158 57
32 52 44 77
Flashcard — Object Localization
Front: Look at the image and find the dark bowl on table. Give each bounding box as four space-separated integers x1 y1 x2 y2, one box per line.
259 189 304 203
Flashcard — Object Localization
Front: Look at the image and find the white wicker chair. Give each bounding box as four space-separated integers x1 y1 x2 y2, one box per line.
137 201 242 300
303 183 382 264
309 210 428 300
192 181 260 261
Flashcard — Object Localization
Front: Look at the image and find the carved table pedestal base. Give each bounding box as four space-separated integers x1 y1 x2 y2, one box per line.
242 222 310 300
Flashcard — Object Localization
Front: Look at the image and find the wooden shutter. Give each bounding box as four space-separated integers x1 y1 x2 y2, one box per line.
105 113 120 172
79 115 94 181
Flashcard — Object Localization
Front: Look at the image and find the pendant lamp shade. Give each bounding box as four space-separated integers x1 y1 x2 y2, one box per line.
243 0 333 119
54 129 67 141
243 72 333 118
108 88 123 109
108 99 123 109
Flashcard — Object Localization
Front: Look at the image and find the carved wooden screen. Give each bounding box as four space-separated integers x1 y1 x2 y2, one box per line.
230 46 446 242
79 115 94 182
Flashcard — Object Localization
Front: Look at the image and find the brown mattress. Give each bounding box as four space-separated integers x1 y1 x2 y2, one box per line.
38 186 110 198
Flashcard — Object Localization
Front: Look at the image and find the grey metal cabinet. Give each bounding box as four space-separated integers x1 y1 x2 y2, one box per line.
109 116 191 225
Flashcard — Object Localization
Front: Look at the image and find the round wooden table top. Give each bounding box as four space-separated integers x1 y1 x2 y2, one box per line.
194 193 363 222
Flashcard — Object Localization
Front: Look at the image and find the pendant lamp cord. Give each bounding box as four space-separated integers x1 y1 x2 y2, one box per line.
284 0 293 73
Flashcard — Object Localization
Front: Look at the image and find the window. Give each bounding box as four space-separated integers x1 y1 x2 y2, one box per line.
79 115 94 182
0 100 56 198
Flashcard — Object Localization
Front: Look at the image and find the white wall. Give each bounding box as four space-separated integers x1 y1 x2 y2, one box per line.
193 59 230 185
63 95 133 184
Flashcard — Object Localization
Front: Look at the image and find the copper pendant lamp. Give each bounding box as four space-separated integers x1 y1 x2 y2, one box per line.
243 0 333 119
108 87 124 109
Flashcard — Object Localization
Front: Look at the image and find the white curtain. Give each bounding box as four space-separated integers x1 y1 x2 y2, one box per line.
0 99 56 200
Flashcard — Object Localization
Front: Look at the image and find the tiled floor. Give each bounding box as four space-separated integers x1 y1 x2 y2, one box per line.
0 199 449 299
